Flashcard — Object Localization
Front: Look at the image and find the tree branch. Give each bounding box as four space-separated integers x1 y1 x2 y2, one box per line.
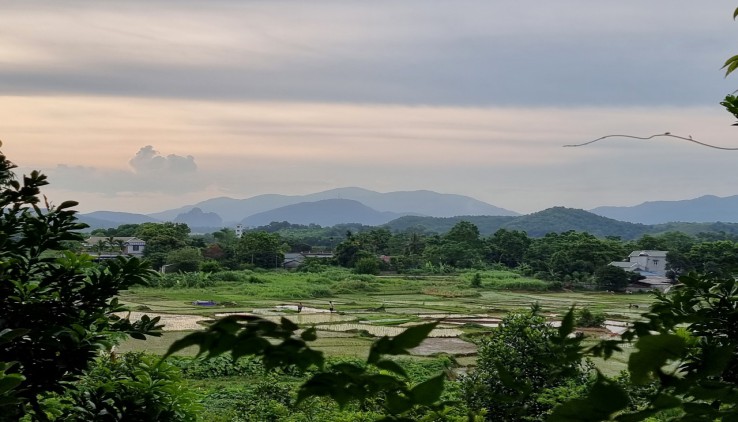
563 133 738 150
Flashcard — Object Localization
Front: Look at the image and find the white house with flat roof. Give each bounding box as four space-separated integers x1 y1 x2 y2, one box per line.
628 250 668 275
609 250 668 276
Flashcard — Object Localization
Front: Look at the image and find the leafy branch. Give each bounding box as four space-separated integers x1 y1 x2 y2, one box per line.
551 273 738 421
163 317 451 421
563 133 738 150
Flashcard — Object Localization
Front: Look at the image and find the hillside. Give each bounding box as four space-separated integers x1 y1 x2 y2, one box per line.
384 215 516 235
500 207 649 238
385 207 650 239
241 199 409 227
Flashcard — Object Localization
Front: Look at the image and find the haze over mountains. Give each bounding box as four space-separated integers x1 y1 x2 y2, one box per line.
147 187 515 223
76 188 738 236
590 195 738 225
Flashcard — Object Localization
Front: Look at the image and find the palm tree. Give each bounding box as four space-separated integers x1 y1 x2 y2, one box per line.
95 240 107 256
405 232 424 256
106 236 116 254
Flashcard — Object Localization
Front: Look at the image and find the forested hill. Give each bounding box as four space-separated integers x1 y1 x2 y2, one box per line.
501 207 648 238
385 207 651 239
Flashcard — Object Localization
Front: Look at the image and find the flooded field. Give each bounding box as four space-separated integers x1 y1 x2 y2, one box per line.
116 312 212 331
119 271 656 367
317 323 462 338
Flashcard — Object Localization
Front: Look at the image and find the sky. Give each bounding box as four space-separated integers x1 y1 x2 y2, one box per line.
1 0 737 215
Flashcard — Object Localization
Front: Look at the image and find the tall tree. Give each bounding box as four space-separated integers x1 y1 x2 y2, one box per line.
487 229 531 268
166 246 204 273
135 222 191 270
428 221 486 268
237 231 285 269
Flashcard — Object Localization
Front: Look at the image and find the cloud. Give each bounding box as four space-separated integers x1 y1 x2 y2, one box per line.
129 145 197 174
0 1 733 107
47 146 206 195
4 94 738 215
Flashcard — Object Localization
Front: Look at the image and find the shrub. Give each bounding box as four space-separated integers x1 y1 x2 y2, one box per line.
576 307 606 328
297 258 331 273
470 272 482 288
332 280 380 294
210 270 249 282
200 259 222 273
353 257 381 275
169 355 266 379
309 287 334 298
324 269 352 281
462 307 591 420
62 353 201 421
153 272 215 288
248 275 267 284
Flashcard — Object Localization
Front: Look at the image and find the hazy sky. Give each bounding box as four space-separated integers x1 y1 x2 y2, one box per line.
2 1 737 215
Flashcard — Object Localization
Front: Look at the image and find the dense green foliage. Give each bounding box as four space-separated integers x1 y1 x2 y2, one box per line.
163 316 457 421
58 353 201 422
166 247 205 273
552 272 738 421
237 231 286 269
463 306 592 421
172 355 466 422
137 222 192 270
594 265 630 292
0 151 163 420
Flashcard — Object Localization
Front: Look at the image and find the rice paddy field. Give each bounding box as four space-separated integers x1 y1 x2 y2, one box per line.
118 268 654 375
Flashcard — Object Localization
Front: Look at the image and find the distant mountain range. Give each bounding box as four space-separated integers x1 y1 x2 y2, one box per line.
78 211 161 230
241 199 411 227
74 188 738 237
590 195 738 224
146 187 517 224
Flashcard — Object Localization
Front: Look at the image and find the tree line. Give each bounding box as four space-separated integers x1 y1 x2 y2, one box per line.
89 218 738 292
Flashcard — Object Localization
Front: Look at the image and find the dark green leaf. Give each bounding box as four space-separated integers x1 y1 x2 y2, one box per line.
300 327 317 342
375 359 407 377
549 376 629 421
409 374 445 406
280 316 298 332
628 334 686 384
368 322 437 362
0 374 25 394
385 394 412 415
559 307 576 338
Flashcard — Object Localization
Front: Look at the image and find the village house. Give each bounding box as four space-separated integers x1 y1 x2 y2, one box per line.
609 250 671 291
85 236 146 258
